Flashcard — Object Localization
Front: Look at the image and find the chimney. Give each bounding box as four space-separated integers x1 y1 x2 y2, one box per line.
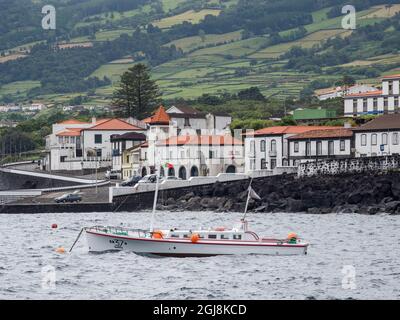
344 122 352 128
91 117 96 125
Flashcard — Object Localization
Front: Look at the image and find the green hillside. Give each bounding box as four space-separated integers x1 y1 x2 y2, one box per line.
1 0 400 105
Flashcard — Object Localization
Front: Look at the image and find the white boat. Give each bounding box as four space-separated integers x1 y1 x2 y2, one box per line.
70 167 309 257
84 221 308 257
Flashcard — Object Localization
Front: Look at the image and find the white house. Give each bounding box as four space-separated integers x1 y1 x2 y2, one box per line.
316 84 377 101
119 106 239 179
244 126 338 173
287 128 354 163
344 74 400 117
44 118 146 172
153 134 244 179
353 114 400 157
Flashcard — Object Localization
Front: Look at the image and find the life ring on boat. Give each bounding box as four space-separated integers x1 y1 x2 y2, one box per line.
191 234 200 243
152 230 164 239
214 227 225 231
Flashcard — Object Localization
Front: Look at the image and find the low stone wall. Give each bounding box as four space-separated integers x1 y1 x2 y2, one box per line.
298 155 400 177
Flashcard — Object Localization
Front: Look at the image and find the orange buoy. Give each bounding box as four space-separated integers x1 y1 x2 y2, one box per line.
191 234 200 243
152 230 164 239
55 247 66 254
51 223 58 229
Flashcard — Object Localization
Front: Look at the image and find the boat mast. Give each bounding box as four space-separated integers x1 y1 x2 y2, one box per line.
242 177 253 221
150 172 159 232
150 140 160 233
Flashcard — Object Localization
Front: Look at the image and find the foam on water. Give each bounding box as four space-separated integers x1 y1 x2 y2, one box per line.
0 211 399 299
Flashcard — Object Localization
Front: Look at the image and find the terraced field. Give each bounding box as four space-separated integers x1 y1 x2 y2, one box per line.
153 9 221 29
165 31 243 53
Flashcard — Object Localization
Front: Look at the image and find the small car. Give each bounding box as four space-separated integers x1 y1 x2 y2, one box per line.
138 174 157 184
105 170 121 180
121 176 142 187
54 193 82 203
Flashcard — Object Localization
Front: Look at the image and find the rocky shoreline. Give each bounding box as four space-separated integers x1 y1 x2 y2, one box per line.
157 172 400 215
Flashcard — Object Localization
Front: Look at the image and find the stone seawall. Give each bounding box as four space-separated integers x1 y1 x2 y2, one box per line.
116 172 400 215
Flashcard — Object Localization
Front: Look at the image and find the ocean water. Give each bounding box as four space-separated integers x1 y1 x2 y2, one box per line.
0 211 399 300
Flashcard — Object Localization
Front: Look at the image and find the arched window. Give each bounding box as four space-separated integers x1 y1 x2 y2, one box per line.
260 140 266 152
270 140 277 154
393 132 399 145
190 166 199 177
361 134 367 146
371 134 377 146
382 133 388 145
179 166 187 180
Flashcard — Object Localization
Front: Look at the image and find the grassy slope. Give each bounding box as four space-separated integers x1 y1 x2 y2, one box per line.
2 2 399 104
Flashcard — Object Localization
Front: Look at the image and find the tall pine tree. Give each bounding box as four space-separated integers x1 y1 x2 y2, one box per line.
112 63 161 119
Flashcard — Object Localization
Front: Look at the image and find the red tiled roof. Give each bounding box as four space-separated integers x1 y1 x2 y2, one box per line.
87 118 145 131
382 74 400 80
246 126 338 136
56 128 83 137
345 90 382 98
288 128 353 140
157 135 243 146
144 106 170 125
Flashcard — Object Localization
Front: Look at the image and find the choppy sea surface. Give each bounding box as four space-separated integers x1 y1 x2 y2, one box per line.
0 211 399 300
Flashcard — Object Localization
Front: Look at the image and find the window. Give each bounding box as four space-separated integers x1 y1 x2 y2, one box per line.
250 140 255 154
96 149 102 157
340 140 345 151
389 82 393 94
395 97 399 110
208 234 217 239
317 141 322 156
294 142 299 153
60 156 66 163
361 134 367 146
384 97 389 112
363 99 368 112
393 133 399 145
382 133 388 145
260 140 266 152
353 99 357 112
261 159 267 169
94 134 102 144
221 234 230 240
306 142 311 156
373 98 378 111
328 141 334 156
184 118 190 127
270 140 277 154
371 134 377 145
233 235 242 240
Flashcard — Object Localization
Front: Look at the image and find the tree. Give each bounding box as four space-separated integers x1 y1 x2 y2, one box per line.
198 30 206 42
237 87 266 101
112 63 161 119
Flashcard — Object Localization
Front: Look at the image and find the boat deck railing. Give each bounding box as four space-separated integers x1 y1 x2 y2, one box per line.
88 226 151 238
